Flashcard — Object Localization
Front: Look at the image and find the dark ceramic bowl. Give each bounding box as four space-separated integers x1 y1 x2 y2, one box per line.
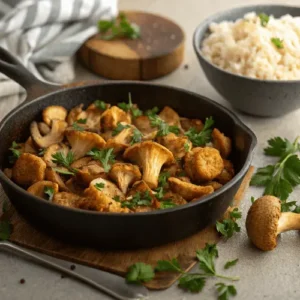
193 5 300 117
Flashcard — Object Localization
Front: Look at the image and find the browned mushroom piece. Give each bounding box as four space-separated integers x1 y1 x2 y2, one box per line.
38 122 51 135
246 195 300 251
65 178 85 196
70 157 93 169
216 159 235 184
82 104 106 130
159 106 181 127
43 143 69 167
168 177 214 201
157 133 192 159
27 181 59 200
203 181 223 191
162 191 187 206
109 163 141 194
100 106 131 131
212 128 232 158
127 180 153 196
75 163 107 186
42 106 67 126
133 116 156 135
184 147 224 182
67 104 85 125
65 129 106 160
45 168 69 192
30 120 67 148
180 118 204 132
124 141 175 189
12 153 46 186
52 192 82 208
24 137 38 154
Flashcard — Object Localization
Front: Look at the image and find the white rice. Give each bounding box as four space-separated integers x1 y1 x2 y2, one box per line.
201 12 300 80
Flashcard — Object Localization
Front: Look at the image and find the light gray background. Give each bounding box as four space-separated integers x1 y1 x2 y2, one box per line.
1 0 300 299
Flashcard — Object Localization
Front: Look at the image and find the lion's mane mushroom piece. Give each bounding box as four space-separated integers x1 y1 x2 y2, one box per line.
83 178 128 213
216 159 235 184
30 120 67 148
109 163 141 194
42 106 67 126
45 168 69 192
27 181 59 200
12 153 46 186
159 106 181 127
157 133 192 159
246 195 300 251
212 128 232 159
65 130 106 160
100 106 131 131
180 118 203 132
184 147 224 182
43 143 69 167
52 192 83 208
124 141 175 189
168 177 214 201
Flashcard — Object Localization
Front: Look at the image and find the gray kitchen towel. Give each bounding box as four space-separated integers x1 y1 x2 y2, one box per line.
0 0 118 98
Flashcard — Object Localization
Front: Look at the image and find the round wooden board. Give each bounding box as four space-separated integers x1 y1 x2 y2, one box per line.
78 11 185 80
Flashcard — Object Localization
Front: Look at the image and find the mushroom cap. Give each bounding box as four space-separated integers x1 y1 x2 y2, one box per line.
67 104 84 125
109 163 141 194
43 105 67 126
246 195 281 251
65 130 106 159
124 141 174 188
168 177 214 201
133 115 156 135
159 106 181 127
43 143 69 167
27 180 59 199
212 128 232 159
100 106 131 131
52 192 82 208
24 137 37 154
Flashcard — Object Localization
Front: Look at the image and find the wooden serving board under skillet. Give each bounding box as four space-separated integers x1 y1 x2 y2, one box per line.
78 11 185 80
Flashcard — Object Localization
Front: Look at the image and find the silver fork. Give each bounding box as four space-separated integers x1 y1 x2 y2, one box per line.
0 240 149 300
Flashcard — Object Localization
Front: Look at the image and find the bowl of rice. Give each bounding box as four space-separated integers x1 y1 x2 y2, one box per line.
193 5 300 117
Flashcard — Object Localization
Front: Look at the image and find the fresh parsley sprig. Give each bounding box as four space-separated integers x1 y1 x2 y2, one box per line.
121 191 152 209
145 107 159 117
185 117 214 147
251 136 300 203
216 208 242 239
94 100 107 110
98 13 141 41
154 171 170 200
72 119 86 131
149 115 180 137
9 141 21 164
52 151 77 175
87 148 115 173
126 262 155 284
44 186 54 201
112 123 131 136
118 93 142 118
224 259 238 270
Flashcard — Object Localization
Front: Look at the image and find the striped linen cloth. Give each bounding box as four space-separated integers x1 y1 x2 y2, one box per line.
0 0 118 98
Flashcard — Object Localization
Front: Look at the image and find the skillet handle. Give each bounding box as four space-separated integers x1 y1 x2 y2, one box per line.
0 47 60 100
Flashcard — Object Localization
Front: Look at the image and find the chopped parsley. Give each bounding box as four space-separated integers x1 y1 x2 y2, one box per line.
87 148 115 172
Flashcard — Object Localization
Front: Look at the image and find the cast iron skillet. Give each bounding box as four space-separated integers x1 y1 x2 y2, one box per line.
0 47 257 249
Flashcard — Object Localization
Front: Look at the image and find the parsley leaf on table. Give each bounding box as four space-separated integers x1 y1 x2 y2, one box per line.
216 208 241 239
263 137 293 157
215 283 237 300
156 258 183 273
0 221 11 241
224 259 238 270
196 243 218 275
258 13 269 27
126 262 155 284
44 186 54 201
94 100 107 110
87 148 115 173
178 274 206 293
185 117 214 147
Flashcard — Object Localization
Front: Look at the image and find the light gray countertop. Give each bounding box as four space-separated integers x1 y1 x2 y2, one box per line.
1 0 300 299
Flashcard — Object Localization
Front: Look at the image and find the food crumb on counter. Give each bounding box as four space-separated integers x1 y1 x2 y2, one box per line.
19 279 25 284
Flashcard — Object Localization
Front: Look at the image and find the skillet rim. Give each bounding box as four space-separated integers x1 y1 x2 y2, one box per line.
0 81 257 217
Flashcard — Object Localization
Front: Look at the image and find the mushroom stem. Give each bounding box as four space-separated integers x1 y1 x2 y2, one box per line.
277 212 300 234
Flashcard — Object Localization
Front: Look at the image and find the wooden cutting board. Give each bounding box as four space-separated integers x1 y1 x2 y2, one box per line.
1 166 254 290
78 11 185 80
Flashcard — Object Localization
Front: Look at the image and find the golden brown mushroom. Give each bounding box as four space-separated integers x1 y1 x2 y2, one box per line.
216 159 235 184
75 163 106 186
109 163 141 194
43 105 67 126
159 106 181 127
133 116 156 135
180 118 203 132
65 130 106 160
24 137 37 154
212 128 232 158
184 147 224 182
124 141 175 189
45 168 69 192
30 120 67 148
168 177 213 201
27 181 59 200
246 195 300 251
100 106 131 131
38 122 51 135
12 153 46 186
67 104 85 125
52 192 82 208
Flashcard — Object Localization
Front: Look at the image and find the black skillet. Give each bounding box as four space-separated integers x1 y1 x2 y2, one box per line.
0 47 257 249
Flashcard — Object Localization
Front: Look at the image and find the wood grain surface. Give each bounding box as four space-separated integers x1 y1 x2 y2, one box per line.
78 11 185 80
3 166 254 290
